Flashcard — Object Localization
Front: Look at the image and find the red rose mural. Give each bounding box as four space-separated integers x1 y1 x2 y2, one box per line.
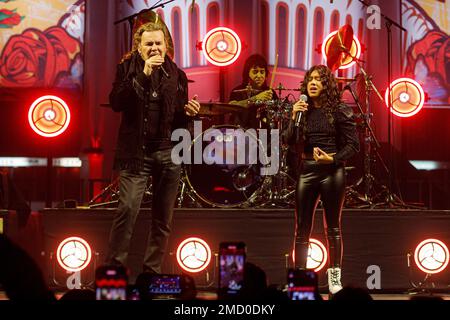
0 8 24 28
0 26 81 87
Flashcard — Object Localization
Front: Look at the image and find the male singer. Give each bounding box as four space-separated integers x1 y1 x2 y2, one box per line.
106 22 200 274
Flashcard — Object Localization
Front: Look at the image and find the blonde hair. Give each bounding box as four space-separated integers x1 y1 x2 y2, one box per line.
132 22 173 54
121 19 174 63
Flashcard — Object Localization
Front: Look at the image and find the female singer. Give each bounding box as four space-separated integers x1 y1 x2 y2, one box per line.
285 65 359 295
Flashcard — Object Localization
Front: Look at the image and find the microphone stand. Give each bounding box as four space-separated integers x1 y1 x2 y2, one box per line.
335 41 390 207
344 83 390 208
357 1 422 209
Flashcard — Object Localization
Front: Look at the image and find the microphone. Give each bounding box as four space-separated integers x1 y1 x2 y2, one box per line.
295 94 308 127
160 65 170 78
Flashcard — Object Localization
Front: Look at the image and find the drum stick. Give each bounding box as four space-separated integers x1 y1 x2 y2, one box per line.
269 53 278 90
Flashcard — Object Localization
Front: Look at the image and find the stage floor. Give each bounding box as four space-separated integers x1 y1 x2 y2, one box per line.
4 208 450 293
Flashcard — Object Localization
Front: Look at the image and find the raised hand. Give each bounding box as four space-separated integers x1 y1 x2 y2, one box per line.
143 55 165 76
292 99 308 120
185 95 201 117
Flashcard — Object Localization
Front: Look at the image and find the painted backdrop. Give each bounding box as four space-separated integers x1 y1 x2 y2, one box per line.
402 0 450 106
0 0 85 89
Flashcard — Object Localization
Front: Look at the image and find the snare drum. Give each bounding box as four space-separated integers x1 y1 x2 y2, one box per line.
184 125 268 208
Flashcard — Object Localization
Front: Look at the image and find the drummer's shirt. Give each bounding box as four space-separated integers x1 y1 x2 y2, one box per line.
228 83 278 129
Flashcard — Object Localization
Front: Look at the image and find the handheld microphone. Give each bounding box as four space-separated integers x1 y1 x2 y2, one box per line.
160 65 170 79
295 94 308 127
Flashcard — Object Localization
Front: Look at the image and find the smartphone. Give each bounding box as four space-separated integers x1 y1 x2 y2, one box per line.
148 274 182 296
95 265 128 300
287 269 319 301
136 273 196 300
218 242 246 298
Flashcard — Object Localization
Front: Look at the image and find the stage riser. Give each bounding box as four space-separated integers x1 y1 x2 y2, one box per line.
38 209 450 291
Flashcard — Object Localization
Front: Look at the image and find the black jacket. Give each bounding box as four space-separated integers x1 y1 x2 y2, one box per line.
109 52 189 172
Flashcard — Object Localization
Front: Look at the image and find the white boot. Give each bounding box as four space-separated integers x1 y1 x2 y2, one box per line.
327 267 343 295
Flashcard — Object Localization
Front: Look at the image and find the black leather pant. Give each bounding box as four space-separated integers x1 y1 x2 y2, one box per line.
294 160 345 269
106 149 181 274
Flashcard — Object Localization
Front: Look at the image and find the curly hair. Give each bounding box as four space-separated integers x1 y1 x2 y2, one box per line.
299 65 342 128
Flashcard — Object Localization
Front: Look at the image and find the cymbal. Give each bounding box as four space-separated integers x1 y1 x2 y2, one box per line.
232 88 262 93
199 102 245 116
326 24 354 71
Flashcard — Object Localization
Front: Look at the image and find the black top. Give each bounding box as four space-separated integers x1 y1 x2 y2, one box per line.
138 68 172 153
284 104 360 165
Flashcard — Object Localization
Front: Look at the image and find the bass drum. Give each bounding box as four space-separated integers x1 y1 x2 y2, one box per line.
185 125 268 208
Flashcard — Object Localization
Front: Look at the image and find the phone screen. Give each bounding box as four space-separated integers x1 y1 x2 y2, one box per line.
148 275 182 295
287 269 318 301
219 242 246 297
95 266 128 300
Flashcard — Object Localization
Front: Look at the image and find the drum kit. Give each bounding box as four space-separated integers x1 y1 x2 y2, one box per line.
178 92 298 209
91 95 299 209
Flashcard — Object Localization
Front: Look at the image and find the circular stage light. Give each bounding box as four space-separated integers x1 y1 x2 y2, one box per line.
56 237 92 272
414 239 449 274
322 30 361 70
28 95 71 138
292 238 328 272
385 78 425 118
176 237 212 273
202 27 242 67
307 238 328 272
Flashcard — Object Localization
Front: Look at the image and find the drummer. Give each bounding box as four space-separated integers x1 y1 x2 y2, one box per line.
229 54 278 128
